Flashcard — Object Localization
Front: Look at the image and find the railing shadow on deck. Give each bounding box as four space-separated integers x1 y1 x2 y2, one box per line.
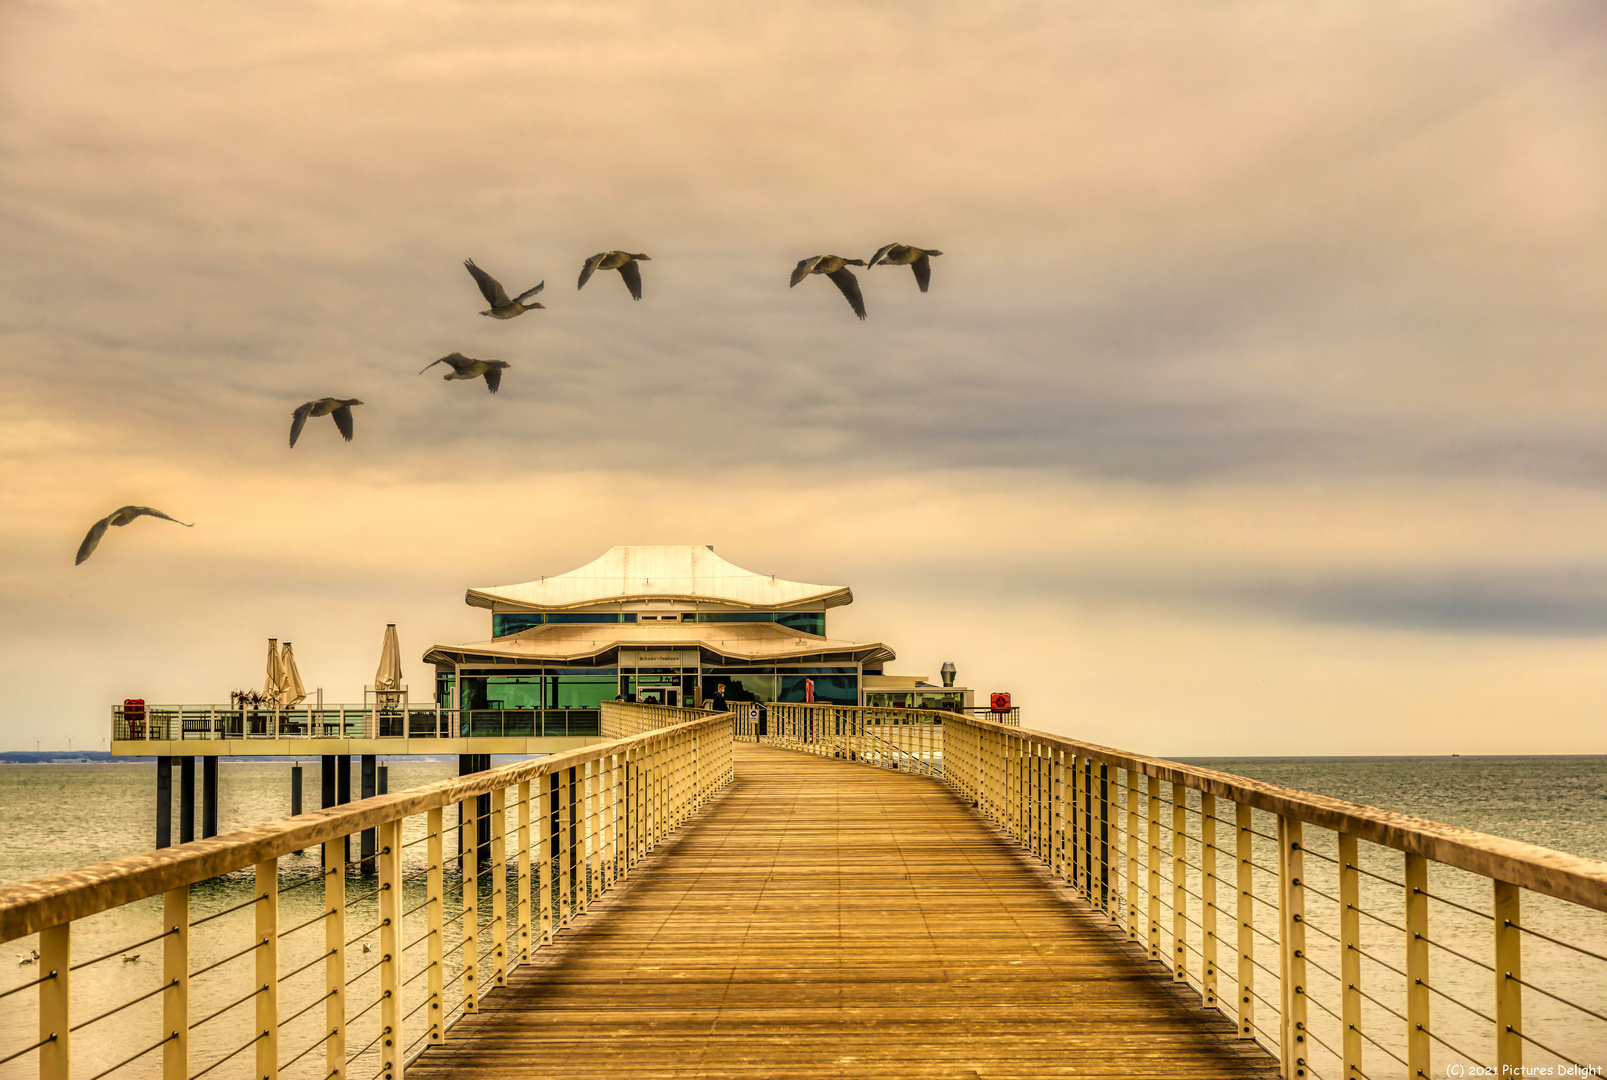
752 701 1607 1080
0 703 730 1080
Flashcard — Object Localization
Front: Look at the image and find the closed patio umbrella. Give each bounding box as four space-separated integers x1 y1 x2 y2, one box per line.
264 638 283 704
279 641 307 707
375 624 403 692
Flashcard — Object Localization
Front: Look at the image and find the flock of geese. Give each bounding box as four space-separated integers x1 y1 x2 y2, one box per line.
72 242 943 564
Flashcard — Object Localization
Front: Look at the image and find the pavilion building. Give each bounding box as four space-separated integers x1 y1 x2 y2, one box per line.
424 545 900 714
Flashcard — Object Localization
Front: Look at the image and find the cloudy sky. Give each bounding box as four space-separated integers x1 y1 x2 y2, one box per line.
3 0 1606 755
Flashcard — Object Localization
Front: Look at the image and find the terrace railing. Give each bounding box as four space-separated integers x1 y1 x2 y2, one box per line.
112 704 606 742
0 708 733 1080
759 702 1607 1079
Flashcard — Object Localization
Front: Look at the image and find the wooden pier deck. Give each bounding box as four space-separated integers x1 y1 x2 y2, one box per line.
408 743 1277 1079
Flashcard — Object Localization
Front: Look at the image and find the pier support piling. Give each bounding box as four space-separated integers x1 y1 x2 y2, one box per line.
156 756 172 849
337 755 352 865
457 754 492 870
361 754 377 872
291 763 303 854
179 756 195 844
202 756 218 838
320 756 336 869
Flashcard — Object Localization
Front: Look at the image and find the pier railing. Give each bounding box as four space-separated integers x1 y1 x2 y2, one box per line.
760 702 1607 1078
112 704 605 742
0 709 733 1080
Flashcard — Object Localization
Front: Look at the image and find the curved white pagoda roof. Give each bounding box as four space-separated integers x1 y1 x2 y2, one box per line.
465 545 854 612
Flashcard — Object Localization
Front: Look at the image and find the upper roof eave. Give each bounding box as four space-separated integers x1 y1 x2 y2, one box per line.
463 545 854 613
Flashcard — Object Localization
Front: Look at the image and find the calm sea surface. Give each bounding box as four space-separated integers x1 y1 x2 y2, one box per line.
0 755 1601 1079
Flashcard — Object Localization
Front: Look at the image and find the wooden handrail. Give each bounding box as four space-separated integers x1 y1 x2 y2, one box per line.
958 712 1607 913
0 712 733 943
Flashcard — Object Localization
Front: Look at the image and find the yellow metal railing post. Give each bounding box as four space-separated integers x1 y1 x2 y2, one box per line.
1494 879 1522 1075
1405 853 1430 1079
425 812 443 1048
539 776 553 945
1052 750 1065 880
462 797 479 1010
491 786 507 986
325 839 347 1074
255 859 279 1080
1201 793 1218 1011
377 819 403 1080
1278 816 1308 1079
163 887 188 1080
1173 780 1187 984
38 922 69 1080
1127 771 1141 942
558 769 572 930
1237 801 1254 1040
1147 777 1161 962
1338 832 1361 1079
517 782 531 966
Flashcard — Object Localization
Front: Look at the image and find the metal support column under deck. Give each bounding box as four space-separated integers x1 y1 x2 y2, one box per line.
361 754 377 872
156 756 172 849
201 755 218 838
179 756 195 844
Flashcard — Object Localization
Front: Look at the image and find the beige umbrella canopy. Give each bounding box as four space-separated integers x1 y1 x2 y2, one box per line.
375 624 403 692
264 638 284 703
279 642 307 707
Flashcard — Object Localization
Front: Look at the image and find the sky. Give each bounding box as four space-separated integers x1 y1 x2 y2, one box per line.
2 0 1606 755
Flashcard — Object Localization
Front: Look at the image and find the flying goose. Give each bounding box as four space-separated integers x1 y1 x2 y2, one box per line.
464 259 545 319
290 398 363 448
76 506 194 565
790 255 868 320
577 251 651 300
418 352 511 393
868 244 944 292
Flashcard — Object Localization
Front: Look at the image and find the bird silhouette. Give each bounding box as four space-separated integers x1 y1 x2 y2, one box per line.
868 244 943 292
290 398 363 448
790 256 868 320
464 259 544 319
577 251 651 300
76 506 194 565
418 352 511 394
121 953 140 963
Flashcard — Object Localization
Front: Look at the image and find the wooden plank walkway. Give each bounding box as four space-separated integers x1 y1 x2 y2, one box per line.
409 743 1278 1079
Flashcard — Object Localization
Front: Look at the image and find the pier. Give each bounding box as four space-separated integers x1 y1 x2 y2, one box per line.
3 702 1606 1079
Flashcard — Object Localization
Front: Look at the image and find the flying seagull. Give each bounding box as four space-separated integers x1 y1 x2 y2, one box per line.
868 243 944 292
290 398 363 448
464 259 545 319
418 352 511 394
790 255 868 320
577 251 651 300
76 506 194 565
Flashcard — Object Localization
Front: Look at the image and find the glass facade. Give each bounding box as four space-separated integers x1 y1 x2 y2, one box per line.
779 674 857 705
493 612 638 636
685 611 825 636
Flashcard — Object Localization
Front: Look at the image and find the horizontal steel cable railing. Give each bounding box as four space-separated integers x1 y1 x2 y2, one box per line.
759 702 1607 1079
0 704 732 1080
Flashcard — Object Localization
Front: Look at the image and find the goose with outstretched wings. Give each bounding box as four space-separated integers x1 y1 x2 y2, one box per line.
790 255 868 320
464 259 545 319
868 243 944 293
290 398 363 448
76 506 193 565
418 352 511 394
577 251 651 300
